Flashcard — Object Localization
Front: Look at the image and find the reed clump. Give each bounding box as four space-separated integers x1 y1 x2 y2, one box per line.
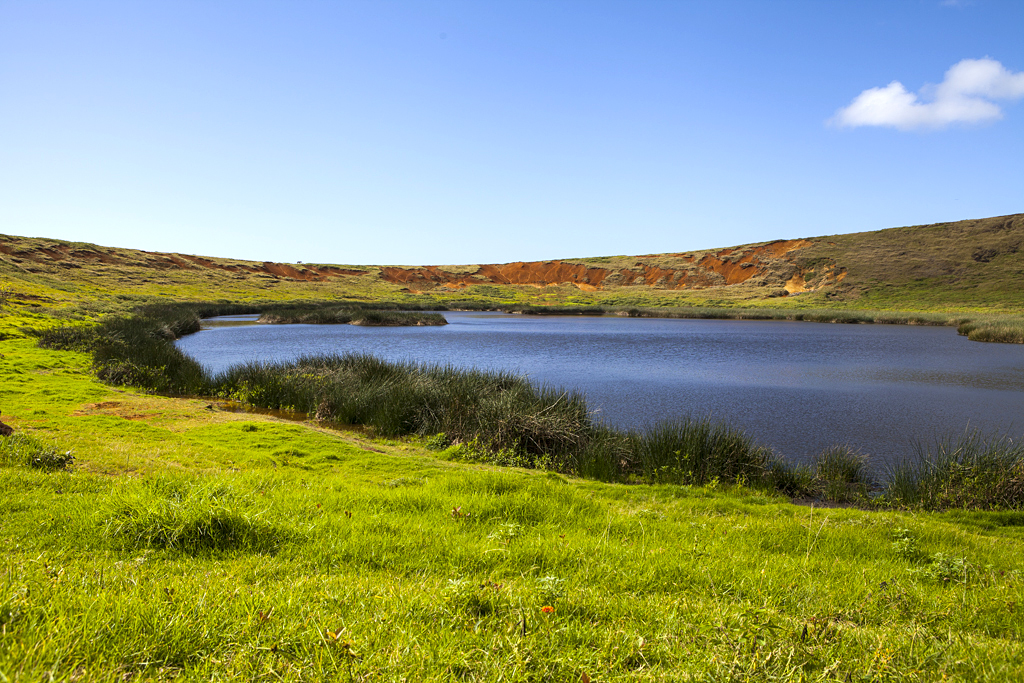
886 431 1024 510
258 307 446 326
762 456 815 497
813 445 874 503
217 354 591 465
624 418 772 485
91 315 210 395
958 319 1024 344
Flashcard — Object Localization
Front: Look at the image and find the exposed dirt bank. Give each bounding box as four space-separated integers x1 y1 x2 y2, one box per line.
379 238 846 293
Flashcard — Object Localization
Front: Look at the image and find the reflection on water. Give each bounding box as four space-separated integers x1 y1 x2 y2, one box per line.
176 312 1024 466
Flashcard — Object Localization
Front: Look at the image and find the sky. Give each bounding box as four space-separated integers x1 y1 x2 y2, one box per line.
1 0 1022 266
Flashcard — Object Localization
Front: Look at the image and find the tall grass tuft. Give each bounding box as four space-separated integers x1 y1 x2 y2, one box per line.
30 324 99 352
216 354 592 466
813 445 873 503
100 476 298 554
762 456 815 497
626 418 771 485
0 433 75 471
573 425 633 482
886 431 1024 510
92 315 210 395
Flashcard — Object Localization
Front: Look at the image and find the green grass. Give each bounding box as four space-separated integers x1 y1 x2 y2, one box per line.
3 446 1024 681
6 227 1024 680
3 305 1024 679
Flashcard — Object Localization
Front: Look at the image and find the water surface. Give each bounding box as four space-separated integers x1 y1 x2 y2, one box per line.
177 312 1024 466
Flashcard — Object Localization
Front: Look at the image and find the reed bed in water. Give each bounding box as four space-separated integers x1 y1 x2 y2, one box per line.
958 318 1024 344
612 306 959 326
258 307 446 326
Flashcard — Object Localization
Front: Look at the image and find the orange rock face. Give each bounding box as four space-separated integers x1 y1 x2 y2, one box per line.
379 239 822 291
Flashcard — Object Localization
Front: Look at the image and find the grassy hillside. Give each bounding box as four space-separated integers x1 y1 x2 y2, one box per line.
2 213 1023 314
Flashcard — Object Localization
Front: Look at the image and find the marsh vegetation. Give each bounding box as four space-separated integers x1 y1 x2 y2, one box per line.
32 302 1024 510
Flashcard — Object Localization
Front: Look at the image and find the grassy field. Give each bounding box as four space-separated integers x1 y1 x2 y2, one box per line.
3 215 1024 679
3 282 1024 680
3 322 1024 681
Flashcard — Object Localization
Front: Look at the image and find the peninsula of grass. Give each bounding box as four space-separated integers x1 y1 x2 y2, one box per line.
257 305 447 326
2 301 1024 681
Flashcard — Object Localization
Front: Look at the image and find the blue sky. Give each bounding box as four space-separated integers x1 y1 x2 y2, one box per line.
1 1 1022 265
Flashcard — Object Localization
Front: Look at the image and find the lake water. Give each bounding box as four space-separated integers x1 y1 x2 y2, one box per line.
176 312 1024 467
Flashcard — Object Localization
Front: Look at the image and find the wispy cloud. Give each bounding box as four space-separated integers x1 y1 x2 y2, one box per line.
831 58 1024 130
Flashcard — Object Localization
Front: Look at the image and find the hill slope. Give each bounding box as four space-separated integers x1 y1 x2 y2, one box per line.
1 213 1022 311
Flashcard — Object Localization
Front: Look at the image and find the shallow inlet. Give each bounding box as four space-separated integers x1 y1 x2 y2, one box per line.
177 312 1024 468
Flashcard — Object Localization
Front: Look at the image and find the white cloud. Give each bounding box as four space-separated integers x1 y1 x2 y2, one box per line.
831 58 1024 130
